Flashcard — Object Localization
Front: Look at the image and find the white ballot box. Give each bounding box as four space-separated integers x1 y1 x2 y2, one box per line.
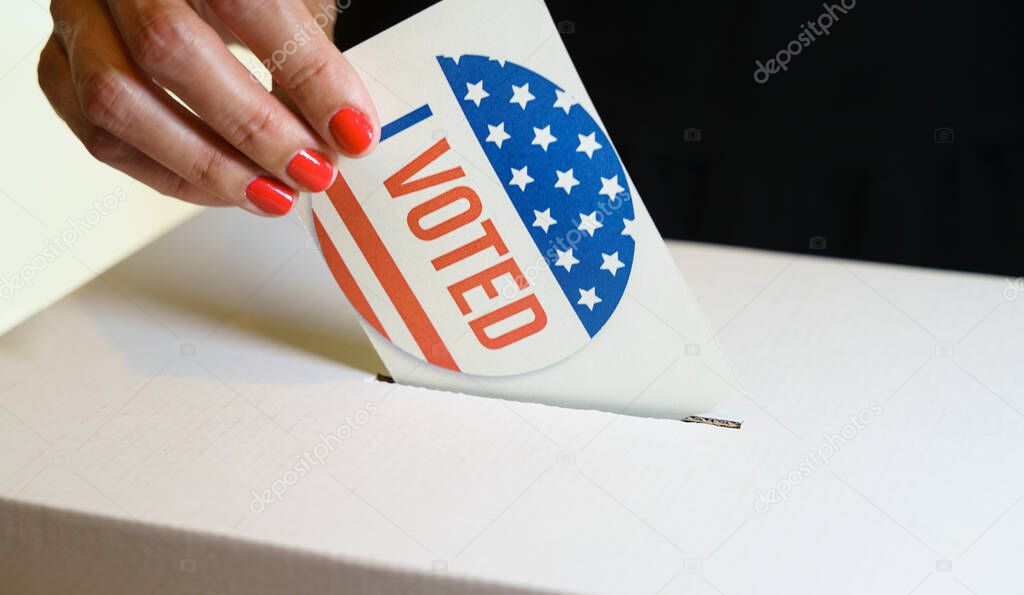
2 207 1022 595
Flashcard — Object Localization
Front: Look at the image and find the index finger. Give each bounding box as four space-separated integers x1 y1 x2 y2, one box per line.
208 0 380 157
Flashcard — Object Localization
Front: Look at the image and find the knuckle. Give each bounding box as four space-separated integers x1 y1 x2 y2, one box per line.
186 148 229 190
152 168 193 200
129 8 195 74
225 104 278 153
78 68 134 132
280 53 332 96
83 130 126 164
37 47 56 97
164 175 192 200
205 0 252 18
48 1 65 29
37 40 67 101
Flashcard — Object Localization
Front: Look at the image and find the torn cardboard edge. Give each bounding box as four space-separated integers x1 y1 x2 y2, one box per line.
374 374 742 429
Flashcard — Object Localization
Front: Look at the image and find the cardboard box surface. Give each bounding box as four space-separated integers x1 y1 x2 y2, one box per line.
3 208 1022 594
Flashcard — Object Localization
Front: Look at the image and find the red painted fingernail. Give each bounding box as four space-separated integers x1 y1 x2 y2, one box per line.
287 149 334 192
329 107 374 155
245 177 296 216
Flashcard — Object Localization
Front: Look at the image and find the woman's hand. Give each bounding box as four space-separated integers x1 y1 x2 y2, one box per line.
38 0 379 216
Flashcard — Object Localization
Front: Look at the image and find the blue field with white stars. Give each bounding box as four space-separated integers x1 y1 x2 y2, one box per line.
438 55 636 337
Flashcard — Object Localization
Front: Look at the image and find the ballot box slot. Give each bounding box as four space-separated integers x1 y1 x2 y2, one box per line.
373 374 741 429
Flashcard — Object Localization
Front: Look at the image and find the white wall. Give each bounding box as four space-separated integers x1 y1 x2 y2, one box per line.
0 0 200 334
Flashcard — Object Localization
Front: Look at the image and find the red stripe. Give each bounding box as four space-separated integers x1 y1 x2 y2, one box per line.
324 175 461 372
313 214 388 340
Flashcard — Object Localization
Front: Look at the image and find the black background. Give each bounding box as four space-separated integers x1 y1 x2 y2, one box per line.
335 1 1023 276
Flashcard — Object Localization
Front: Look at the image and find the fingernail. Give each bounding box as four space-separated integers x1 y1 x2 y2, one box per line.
287 149 335 192
245 176 296 216
329 107 374 155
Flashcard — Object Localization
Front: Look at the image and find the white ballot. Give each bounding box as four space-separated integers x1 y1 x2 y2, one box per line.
298 0 741 419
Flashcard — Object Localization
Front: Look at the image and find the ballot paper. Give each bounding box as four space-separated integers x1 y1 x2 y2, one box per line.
298 0 742 419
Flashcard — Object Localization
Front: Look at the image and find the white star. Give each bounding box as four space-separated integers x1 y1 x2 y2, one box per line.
577 287 602 311
532 208 557 233
621 217 639 239
577 211 603 236
554 248 579 272
509 83 535 109
598 175 625 200
464 80 489 106
554 169 580 195
600 252 626 276
490 56 507 67
449 55 462 65
531 125 557 151
577 132 603 158
553 89 578 114
486 122 511 148
509 166 534 191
